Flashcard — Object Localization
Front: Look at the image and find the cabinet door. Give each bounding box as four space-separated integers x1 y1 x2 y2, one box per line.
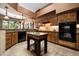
51 33 56 43
48 33 52 42
58 12 77 23
50 17 58 25
54 33 59 43
76 34 79 50
59 40 76 48
65 12 76 22
6 32 12 49
48 33 58 43
58 14 64 23
12 32 18 45
51 33 59 43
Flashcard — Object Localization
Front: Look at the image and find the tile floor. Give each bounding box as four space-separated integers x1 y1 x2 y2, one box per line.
1 41 79 56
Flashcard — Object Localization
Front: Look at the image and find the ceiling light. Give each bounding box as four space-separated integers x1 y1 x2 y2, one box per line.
21 13 25 29
4 15 9 19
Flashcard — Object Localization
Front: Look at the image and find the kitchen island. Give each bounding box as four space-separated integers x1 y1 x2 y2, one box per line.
27 32 48 56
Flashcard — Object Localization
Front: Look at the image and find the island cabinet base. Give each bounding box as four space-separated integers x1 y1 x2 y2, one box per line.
58 40 76 49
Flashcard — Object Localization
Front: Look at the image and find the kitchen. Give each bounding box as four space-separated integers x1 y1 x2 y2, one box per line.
0 3 79 56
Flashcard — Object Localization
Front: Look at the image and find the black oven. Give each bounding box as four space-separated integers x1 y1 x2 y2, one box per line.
59 22 76 43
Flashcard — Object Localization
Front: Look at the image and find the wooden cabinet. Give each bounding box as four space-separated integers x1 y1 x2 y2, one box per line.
6 32 12 49
50 16 58 26
58 11 77 23
12 32 18 45
77 10 79 24
58 40 76 48
58 14 64 23
6 32 18 49
48 33 52 42
76 34 79 50
48 32 58 43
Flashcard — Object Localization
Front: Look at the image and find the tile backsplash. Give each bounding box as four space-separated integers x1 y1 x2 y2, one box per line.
39 25 59 32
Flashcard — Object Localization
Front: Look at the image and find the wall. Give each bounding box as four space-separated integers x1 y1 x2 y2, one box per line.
0 30 6 55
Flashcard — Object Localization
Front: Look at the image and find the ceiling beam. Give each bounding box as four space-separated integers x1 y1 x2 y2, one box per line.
8 3 18 10
8 3 35 18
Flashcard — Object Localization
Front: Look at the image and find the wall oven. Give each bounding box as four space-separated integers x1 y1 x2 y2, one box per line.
59 22 76 43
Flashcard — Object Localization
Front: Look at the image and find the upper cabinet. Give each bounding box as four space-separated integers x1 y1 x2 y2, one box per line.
50 16 58 26
77 10 79 24
58 11 77 23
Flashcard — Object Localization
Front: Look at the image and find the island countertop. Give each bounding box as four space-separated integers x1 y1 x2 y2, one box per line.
27 32 48 36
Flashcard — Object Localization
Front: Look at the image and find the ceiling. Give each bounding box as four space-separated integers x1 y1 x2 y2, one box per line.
0 3 26 19
18 3 50 13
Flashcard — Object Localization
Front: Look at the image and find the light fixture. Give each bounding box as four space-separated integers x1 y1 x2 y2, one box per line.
4 6 9 19
21 13 25 29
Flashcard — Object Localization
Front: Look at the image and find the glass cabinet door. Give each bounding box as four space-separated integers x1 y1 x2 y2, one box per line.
2 20 9 29
15 22 21 29
9 21 15 29
29 22 34 29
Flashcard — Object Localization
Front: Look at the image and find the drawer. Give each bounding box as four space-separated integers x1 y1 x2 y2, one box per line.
59 40 76 48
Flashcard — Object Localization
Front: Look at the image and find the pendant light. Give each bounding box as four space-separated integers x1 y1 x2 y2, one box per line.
21 13 24 29
4 6 9 19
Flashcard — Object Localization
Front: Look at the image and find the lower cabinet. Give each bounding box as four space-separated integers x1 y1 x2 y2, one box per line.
48 32 59 43
6 32 18 49
6 32 12 49
58 40 76 48
76 34 79 50
12 32 18 45
48 32 79 50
